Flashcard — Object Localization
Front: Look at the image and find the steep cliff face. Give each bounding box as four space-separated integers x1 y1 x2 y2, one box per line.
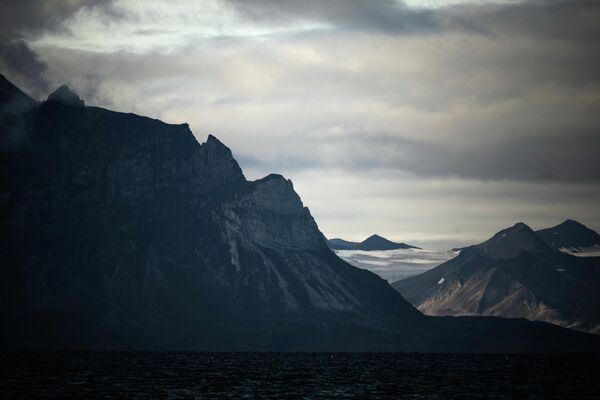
0 77 419 350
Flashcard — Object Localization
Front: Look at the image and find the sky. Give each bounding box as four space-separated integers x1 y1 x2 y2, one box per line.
1 0 599 249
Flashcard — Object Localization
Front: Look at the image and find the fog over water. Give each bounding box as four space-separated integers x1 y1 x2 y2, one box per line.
335 248 457 282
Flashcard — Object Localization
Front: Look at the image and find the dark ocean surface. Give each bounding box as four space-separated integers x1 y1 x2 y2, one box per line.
1 352 599 399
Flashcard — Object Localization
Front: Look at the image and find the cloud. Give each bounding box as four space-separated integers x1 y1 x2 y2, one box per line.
9 0 600 241
35 10 600 183
288 167 600 248
0 0 113 97
225 0 444 34
0 40 49 96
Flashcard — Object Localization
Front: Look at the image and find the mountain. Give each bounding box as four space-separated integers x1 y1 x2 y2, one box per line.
327 238 360 250
1 74 599 352
473 222 552 259
393 222 600 334
328 234 421 251
536 219 600 253
0 73 38 149
0 77 424 350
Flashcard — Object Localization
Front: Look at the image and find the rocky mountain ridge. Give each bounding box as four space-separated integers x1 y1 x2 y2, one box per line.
1 74 599 351
0 75 421 350
393 222 600 334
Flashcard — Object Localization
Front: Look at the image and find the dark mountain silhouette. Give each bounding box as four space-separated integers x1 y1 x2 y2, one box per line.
328 234 421 251
327 238 360 250
46 84 85 107
537 219 600 253
393 222 600 334
1 74 599 351
473 223 552 259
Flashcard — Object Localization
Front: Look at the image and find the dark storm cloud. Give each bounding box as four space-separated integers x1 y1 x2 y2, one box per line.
26 0 600 185
325 131 600 182
0 0 113 97
225 0 443 34
220 0 600 183
235 125 600 182
479 0 600 43
226 0 600 41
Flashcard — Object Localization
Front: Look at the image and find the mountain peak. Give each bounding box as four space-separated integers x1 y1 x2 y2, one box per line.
192 134 246 187
0 73 37 112
354 234 420 251
47 85 85 107
204 133 236 154
561 219 584 227
537 219 600 250
206 133 220 143
474 222 550 259
506 222 533 234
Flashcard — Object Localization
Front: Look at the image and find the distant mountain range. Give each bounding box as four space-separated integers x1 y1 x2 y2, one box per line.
452 219 600 254
328 234 421 251
537 219 600 253
393 221 600 334
1 73 599 351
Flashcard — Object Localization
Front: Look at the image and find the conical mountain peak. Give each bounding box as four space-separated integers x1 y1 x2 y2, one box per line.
560 219 585 228
537 219 600 250
474 222 550 259
355 234 420 251
47 85 85 107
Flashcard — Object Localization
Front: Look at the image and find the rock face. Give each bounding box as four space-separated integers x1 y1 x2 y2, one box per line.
1 75 599 351
393 222 600 334
537 219 600 253
0 77 422 350
328 234 420 251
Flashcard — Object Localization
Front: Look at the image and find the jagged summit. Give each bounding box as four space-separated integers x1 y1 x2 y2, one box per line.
473 222 551 259
198 133 246 187
47 85 85 107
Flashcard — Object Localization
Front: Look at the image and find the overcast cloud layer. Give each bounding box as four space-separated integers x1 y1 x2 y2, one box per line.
2 0 599 248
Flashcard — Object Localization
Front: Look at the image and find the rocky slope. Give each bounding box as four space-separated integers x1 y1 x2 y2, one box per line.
1 74 599 351
0 75 421 350
393 223 600 334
